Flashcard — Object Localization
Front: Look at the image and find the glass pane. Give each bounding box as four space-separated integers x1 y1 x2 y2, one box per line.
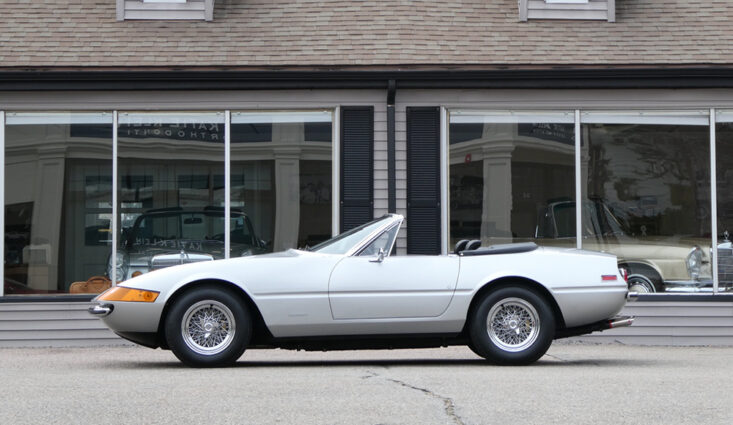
231 111 333 253
116 112 224 282
582 116 712 294
448 111 576 251
715 113 733 292
4 112 113 294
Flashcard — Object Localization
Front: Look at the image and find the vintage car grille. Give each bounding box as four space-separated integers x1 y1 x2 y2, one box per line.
718 243 733 290
150 252 214 271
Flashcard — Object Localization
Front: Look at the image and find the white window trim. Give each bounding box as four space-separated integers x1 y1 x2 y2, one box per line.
520 0 615 22
117 0 214 21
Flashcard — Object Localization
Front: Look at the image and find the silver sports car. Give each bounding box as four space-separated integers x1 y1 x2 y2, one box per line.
89 214 634 367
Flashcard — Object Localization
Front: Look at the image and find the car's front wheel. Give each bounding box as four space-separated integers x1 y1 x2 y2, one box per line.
469 286 555 365
165 285 251 367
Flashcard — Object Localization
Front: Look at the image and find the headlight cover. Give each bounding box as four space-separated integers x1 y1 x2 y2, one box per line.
98 286 159 303
106 251 129 283
686 246 703 280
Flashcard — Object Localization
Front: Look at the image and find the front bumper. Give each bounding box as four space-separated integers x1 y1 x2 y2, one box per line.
662 278 731 293
88 304 114 317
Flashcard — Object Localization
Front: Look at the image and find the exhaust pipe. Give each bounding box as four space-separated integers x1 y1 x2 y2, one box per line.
608 316 634 329
555 315 634 338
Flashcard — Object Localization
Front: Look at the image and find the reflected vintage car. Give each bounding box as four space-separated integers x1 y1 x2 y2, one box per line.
108 207 267 281
90 214 633 368
536 199 731 293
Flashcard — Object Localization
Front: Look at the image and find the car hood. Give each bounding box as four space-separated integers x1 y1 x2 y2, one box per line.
115 249 311 295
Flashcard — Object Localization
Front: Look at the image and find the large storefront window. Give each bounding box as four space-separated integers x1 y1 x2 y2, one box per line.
448 111 576 249
4 113 113 294
1 109 335 295
581 111 712 293
231 111 332 252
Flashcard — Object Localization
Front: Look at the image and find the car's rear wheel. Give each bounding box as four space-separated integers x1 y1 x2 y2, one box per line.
627 274 657 293
165 286 251 367
469 286 555 365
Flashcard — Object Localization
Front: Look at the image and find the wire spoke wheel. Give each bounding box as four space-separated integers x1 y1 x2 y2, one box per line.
486 297 540 353
181 300 236 356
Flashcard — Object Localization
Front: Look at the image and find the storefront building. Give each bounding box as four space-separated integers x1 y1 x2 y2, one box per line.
1 1 733 346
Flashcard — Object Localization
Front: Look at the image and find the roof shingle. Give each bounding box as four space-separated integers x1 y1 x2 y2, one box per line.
1 0 732 68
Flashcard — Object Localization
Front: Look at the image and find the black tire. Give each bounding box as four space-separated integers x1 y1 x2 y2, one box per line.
621 264 664 293
626 274 658 294
165 285 251 367
468 286 555 365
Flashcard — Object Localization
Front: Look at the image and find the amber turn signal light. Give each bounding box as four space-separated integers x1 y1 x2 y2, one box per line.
98 286 159 303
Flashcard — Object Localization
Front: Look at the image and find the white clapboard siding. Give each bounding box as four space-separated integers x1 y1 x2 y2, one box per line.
393 108 408 253
573 301 733 346
521 0 614 22
0 302 128 347
118 0 214 21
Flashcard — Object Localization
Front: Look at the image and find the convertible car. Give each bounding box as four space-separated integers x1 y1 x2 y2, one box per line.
89 214 634 367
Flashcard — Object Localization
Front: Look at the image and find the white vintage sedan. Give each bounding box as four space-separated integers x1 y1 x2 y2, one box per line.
89 214 634 367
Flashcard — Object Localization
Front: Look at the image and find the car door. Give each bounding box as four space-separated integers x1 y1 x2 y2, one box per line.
328 254 460 319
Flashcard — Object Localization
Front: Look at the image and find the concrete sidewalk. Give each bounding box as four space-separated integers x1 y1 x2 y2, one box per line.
1 342 731 425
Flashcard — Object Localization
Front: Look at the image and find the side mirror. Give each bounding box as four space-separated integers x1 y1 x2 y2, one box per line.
369 247 385 263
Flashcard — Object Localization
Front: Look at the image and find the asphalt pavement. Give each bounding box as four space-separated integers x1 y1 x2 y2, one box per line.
1 342 731 425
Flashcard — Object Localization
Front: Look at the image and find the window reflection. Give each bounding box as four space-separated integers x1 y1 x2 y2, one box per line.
715 117 733 292
582 114 712 293
4 113 113 294
115 112 226 282
448 112 576 250
231 111 332 252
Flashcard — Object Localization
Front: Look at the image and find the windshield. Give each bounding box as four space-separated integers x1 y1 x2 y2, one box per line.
540 200 629 238
309 216 394 254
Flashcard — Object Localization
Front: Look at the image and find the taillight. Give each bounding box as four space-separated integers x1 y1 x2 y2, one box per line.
601 275 618 282
618 267 629 282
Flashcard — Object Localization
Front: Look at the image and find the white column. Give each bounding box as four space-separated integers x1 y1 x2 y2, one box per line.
272 122 304 251
273 149 301 251
480 143 514 244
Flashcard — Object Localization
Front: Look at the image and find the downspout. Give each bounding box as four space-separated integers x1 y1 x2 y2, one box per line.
387 79 397 213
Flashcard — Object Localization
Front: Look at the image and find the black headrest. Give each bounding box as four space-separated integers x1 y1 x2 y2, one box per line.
454 239 469 253
466 240 481 251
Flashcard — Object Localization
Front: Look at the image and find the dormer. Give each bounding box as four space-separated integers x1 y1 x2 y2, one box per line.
519 0 615 22
116 0 214 21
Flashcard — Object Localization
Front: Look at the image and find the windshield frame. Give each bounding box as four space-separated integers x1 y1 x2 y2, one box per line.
308 214 403 256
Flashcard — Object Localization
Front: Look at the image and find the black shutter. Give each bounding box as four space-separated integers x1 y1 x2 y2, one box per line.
406 107 441 255
340 106 374 232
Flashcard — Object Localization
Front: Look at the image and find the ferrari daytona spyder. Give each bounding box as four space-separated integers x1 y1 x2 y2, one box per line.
89 214 634 367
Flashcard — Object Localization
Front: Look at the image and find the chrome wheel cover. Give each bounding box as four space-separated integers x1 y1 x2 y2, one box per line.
487 297 540 352
627 274 656 293
181 300 236 355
